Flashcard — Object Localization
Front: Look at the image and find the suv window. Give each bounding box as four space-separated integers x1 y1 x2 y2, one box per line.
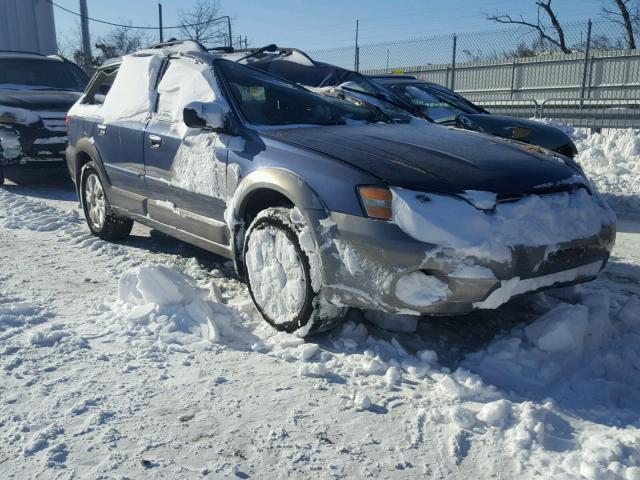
0 58 88 91
155 58 218 123
83 67 118 105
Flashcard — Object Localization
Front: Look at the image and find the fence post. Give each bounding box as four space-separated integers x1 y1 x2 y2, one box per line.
509 58 517 99
580 19 593 100
450 34 457 90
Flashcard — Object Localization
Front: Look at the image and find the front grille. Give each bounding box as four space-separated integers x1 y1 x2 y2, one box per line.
38 111 67 132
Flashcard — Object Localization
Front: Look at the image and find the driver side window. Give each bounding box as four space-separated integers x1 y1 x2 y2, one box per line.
155 59 218 124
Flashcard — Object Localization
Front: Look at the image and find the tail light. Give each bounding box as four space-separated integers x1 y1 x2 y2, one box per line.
65 114 71 129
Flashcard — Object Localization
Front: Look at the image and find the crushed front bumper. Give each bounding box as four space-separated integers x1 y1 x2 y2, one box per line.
315 211 615 315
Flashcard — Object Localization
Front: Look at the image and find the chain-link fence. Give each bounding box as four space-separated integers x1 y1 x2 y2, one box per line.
309 20 634 72
308 20 640 129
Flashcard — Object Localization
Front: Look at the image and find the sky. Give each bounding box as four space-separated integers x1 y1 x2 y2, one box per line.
52 0 606 54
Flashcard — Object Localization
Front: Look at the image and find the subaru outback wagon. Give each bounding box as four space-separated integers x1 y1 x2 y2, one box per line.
66 41 615 336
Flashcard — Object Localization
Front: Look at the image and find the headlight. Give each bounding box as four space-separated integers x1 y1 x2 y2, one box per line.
0 106 40 125
358 186 393 220
0 111 17 124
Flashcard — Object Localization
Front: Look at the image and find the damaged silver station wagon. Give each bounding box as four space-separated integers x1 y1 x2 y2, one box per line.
66 41 616 336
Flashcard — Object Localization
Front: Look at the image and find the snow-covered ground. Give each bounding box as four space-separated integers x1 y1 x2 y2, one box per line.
1 131 640 479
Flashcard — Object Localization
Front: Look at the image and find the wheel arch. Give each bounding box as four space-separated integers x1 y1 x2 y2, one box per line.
230 168 329 276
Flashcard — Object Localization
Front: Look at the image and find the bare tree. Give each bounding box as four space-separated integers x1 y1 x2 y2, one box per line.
602 0 637 48
178 0 228 47
485 0 572 53
94 25 153 64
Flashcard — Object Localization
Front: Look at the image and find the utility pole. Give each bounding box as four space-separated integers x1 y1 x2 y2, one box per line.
354 19 360 72
158 3 163 43
79 0 91 68
244 36 248 48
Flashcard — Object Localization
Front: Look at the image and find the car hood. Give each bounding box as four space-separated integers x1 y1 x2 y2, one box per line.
458 114 576 154
0 89 82 112
260 123 587 196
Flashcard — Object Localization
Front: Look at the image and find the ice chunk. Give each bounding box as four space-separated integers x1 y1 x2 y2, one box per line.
395 272 450 308
525 303 589 353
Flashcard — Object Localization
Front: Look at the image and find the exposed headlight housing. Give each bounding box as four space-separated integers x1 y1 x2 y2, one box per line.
358 186 393 220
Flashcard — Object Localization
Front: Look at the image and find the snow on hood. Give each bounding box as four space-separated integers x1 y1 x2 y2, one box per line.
391 186 615 262
0 105 40 125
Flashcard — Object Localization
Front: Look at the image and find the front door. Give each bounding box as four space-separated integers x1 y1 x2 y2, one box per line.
143 58 230 247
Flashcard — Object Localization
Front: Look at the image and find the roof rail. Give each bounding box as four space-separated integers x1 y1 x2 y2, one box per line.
147 39 207 52
0 49 47 57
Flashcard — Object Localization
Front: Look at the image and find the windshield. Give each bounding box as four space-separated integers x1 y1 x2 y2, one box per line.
0 58 88 91
217 60 389 127
390 83 482 123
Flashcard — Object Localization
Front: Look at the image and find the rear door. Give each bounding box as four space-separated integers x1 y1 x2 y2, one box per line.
143 58 230 247
93 54 163 214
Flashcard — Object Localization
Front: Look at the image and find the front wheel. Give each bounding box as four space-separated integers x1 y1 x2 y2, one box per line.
244 207 345 336
80 161 133 240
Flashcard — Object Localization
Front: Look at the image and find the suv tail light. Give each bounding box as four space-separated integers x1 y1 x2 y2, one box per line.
65 114 71 129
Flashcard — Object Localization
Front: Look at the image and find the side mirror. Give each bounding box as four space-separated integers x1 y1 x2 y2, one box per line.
183 101 227 131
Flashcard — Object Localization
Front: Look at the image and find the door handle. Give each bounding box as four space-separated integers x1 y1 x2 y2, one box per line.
96 124 107 136
149 134 162 148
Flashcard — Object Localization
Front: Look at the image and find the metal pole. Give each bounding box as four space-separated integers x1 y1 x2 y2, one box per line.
580 19 593 100
386 49 389 71
79 0 91 68
354 20 360 72
227 17 233 49
158 3 163 43
450 34 457 90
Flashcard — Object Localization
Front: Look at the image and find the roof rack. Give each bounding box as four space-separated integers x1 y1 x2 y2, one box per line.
0 49 47 57
147 38 207 52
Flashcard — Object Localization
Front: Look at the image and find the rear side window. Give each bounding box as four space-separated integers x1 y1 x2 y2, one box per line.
155 58 219 123
101 54 163 123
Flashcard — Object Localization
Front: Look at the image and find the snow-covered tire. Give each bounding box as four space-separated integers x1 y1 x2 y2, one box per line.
80 161 133 241
243 207 345 336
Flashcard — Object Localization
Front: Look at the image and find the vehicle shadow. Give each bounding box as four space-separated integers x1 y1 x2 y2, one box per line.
2 172 77 203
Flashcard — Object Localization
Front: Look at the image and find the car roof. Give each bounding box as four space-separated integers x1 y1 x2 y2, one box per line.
0 50 67 61
369 75 438 87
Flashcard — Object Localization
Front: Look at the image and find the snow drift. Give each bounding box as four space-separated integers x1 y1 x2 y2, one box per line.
533 121 640 216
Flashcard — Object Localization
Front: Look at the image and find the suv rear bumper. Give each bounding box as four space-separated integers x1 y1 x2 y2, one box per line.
315 211 615 315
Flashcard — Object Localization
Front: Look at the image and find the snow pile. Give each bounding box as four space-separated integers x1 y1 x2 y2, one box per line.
534 120 640 215
0 188 80 231
391 186 614 262
101 54 163 124
113 264 246 347
467 293 640 418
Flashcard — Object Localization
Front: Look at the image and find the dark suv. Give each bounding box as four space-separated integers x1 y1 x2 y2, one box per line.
66 42 615 336
0 51 88 185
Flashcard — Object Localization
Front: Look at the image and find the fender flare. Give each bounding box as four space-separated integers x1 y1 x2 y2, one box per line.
73 139 114 203
229 168 331 275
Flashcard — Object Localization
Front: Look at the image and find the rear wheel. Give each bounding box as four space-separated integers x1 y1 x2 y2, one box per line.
244 207 345 336
80 161 133 240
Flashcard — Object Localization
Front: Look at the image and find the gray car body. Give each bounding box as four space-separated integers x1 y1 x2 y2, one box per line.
66 46 615 317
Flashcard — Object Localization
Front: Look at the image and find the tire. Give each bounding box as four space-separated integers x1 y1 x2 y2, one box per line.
80 161 133 241
243 207 345 336
0 165 4 187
